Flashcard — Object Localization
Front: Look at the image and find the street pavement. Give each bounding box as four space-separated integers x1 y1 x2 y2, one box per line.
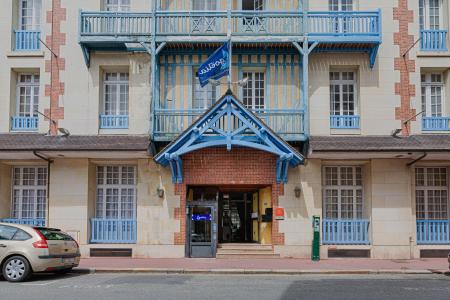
77 257 450 274
1 273 449 300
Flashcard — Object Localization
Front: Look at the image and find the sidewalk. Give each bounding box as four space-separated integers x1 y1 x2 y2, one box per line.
75 257 450 275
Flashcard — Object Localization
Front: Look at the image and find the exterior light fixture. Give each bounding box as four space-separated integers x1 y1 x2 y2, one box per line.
157 187 164 198
208 77 248 87
294 186 301 198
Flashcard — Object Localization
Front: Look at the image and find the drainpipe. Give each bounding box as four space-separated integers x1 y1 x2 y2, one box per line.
33 151 53 226
406 152 427 166
406 152 427 259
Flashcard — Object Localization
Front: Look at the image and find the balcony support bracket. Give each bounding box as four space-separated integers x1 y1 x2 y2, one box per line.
81 44 90 68
369 44 379 69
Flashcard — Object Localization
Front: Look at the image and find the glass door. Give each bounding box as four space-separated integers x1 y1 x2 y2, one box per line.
187 203 217 258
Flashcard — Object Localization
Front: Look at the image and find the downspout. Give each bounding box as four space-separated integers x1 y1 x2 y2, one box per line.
406 152 427 166
33 151 53 226
406 152 427 259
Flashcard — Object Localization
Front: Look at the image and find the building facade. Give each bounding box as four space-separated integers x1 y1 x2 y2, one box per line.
0 0 449 259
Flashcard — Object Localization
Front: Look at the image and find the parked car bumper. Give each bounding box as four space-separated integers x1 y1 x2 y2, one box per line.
30 254 80 272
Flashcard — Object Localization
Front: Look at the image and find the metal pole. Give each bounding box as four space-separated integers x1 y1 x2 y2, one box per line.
227 0 232 91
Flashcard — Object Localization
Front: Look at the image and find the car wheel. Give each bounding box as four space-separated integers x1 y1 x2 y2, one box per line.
2 256 31 282
54 268 72 275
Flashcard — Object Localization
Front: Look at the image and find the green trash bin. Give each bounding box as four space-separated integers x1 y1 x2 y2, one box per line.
312 215 320 261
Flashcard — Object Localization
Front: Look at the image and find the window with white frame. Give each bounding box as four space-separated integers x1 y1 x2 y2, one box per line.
193 69 216 110
19 0 41 30
330 71 358 117
11 167 47 220
104 0 130 11
323 166 363 219
329 0 353 11
416 167 449 220
421 73 444 117
96 166 136 219
242 71 265 110
103 72 129 117
16 74 39 118
419 0 442 30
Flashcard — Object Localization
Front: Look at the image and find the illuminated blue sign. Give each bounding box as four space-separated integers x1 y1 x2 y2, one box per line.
192 214 212 221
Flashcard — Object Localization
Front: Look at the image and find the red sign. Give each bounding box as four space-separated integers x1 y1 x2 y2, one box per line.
275 207 285 220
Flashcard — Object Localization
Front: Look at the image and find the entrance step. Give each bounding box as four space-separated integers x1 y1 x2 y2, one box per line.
216 243 279 259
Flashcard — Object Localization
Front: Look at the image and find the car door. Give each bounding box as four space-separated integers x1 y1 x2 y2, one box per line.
0 225 20 260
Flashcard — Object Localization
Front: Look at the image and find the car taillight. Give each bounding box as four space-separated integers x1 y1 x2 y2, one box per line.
32 229 48 249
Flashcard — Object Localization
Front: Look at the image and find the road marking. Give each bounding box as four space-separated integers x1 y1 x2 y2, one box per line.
22 280 57 286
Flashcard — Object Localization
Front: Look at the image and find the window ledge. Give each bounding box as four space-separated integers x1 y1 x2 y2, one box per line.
417 51 450 57
330 129 361 135
421 130 450 134
7 51 45 58
99 129 129 135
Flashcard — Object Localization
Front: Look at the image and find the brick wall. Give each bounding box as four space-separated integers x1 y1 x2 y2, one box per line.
173 147 285 246
44 0 66 135
393 0 416 135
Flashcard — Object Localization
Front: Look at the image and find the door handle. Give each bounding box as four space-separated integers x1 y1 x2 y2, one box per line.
0 244 6 248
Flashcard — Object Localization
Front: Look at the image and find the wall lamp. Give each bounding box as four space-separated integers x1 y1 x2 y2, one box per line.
294 186 302 198
157 187 165 198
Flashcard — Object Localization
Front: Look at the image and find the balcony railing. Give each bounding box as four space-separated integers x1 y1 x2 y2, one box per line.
99 115 129 129
154 108 304 141
11 116 38 131
308 11 381 39
80 12 153 36
15 30 41 51
420 29 448 51
90 218 136 243
422 116 450 131
417 220 450 244
330 115 360 129
0 218 45 227
322 219 370 245
80 10 381 42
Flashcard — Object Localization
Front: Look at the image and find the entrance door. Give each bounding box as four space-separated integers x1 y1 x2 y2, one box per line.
252 192 259 242
187 203 217 258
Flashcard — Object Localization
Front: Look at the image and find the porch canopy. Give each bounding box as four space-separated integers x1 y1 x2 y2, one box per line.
154 90 304 184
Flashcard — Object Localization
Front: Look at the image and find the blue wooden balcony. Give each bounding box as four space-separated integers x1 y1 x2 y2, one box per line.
417 220 450 244
79 10 381 44
99 115 129 129
420 29 448 51
90 218 137 244
14 30 41 51
330 115 360 129
11 116 38 131
322 219 370 245
153 108 305 142
0 218 45 227
422 116 450 131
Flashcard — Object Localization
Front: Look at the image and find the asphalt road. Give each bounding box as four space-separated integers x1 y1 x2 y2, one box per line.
1 273 449 300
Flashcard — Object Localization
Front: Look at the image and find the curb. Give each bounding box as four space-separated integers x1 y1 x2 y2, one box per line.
72 268 445 275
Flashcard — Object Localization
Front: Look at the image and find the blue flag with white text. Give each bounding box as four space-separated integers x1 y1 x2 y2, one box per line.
197 42 230 87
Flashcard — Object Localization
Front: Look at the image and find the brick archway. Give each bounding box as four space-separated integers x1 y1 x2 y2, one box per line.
173 147 285 247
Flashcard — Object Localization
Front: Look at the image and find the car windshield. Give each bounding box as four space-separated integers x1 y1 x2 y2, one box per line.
37 229 74 241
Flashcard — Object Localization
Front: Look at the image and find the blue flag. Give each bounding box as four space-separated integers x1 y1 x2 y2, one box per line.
197 42 230 87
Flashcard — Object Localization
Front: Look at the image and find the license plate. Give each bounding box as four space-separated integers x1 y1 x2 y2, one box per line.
63 258 75 264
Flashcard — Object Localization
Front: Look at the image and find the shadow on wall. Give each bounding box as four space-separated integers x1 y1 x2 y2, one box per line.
308 52 381 98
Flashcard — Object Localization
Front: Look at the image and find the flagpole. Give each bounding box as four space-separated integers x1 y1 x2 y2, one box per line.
227 0 232 91
228 37 232 91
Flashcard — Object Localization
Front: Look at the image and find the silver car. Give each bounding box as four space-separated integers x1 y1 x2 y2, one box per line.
0 223 80 282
